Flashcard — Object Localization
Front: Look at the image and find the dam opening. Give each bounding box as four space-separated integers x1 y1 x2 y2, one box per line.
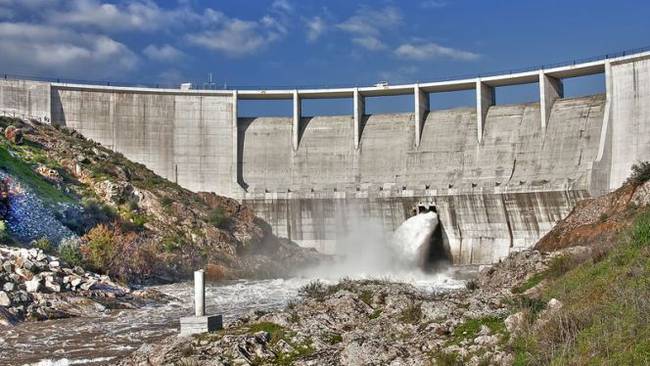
2 50 650 266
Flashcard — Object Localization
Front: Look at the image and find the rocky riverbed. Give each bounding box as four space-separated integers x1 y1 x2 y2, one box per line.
0 245 164 327
118 249 574 366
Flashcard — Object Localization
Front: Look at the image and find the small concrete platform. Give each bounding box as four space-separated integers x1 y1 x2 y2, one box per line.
180 314 223 337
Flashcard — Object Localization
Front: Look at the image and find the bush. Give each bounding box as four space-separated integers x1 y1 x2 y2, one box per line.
399 302 422 324
627 161 650 185
32 237 53 253
4 125 24 145
58 237 84 267
81 224 116 271
0 220 9 243
208 207 229 229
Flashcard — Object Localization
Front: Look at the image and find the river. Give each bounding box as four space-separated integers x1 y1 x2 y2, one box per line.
0 271 469 366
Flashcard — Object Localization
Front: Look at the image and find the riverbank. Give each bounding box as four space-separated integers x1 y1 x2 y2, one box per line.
0 245 167 327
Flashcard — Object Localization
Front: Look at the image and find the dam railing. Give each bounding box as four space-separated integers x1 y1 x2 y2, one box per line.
2 45 650 91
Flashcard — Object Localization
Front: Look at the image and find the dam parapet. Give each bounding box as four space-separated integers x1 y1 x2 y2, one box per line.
2 51 650 264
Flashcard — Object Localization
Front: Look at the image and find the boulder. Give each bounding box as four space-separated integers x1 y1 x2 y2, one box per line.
3 282 15 292
504 312 526 335
0 291 11 306
45 281 61 293
25 277 42 293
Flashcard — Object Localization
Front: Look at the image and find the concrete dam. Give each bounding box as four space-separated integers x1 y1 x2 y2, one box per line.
2 51 650 265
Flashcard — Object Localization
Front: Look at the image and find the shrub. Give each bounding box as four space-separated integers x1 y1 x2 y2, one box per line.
58 237 84 267
627 161 650 185
630 210 650 247
161 196 173 208
0 220 9 243
399 302 422 324
81 224 116 271
32 237 53 253
4 125 24 145
208 207 229 229
299 280 327 300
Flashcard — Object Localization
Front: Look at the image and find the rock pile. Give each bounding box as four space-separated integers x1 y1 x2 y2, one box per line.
0 245 133 326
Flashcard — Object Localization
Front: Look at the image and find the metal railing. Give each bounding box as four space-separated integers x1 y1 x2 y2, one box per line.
2 45 649 91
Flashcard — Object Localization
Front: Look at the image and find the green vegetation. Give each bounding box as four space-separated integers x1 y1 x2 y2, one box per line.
399 302 423 324
325 332 342 345
449 316 506 345
208 207 229 229
511 209 650 365
511 272 546 294
32 237 53 253
627 161 650 185
359 289 373 305
0 220 9 243
0 146 72 206
369 309 382 319
433 351 463 366
57 239 84 267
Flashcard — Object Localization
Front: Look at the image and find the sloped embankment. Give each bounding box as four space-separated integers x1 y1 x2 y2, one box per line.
0 116 322 284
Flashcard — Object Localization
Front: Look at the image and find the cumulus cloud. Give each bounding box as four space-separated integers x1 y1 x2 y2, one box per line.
143 44 183 62
0 22 138 77
186 5 290 57
305 16 325 42
48 0 175 32
337 6 401 50
352 36 386 51
395 42 480 61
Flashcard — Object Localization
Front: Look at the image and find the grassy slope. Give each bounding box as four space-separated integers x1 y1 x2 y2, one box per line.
513 210 650 365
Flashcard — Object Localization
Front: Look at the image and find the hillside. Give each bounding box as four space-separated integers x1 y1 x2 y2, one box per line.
0 116 322 284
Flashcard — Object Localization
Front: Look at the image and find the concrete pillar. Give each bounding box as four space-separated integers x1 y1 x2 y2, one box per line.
414 84 429 147
292 90 300 151
353 88 364 150
194 270 205 317
539 72 564 130
231 90 241 196
476 80 494 143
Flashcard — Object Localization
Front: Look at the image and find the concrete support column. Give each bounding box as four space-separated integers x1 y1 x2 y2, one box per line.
476 80 494 143
292 90 300 151
414 84 429 147
353 88 365 150
231 90 241 195
539 72 564 130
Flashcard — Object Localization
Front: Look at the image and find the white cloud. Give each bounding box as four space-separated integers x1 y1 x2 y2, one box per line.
187 18 280 57
352 36 386 51
395 42 480 61
420 1 447 8
48 0 178 32
305 16 325 42
0 22 138 77
143 44 183 62
271 0 293 14
337 6 402 37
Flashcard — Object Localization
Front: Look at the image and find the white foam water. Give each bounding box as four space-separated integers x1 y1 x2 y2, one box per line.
391 211 439 265
0 213 471 366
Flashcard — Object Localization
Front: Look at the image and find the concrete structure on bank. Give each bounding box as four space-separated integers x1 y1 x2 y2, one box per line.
2 51 650 264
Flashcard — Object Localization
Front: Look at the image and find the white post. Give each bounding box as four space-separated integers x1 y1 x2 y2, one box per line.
194 270 205 317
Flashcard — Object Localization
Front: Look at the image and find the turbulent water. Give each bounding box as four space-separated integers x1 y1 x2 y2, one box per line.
0 212 469 366
0 274 468 366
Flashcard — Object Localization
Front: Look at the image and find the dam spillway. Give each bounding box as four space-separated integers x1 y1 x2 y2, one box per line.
1 51 650 264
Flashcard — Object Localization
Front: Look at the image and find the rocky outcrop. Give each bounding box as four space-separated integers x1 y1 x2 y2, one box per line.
536 179 650 252
0 245 161 326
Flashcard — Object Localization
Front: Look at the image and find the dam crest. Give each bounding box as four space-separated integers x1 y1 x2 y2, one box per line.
2 51 650 264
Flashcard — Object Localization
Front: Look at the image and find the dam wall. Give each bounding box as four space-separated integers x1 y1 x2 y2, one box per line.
1 51 650 264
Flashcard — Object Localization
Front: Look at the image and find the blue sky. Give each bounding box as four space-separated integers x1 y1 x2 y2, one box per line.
1 0 648 115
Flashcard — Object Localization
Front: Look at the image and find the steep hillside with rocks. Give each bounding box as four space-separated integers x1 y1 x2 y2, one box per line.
0 116 322 284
